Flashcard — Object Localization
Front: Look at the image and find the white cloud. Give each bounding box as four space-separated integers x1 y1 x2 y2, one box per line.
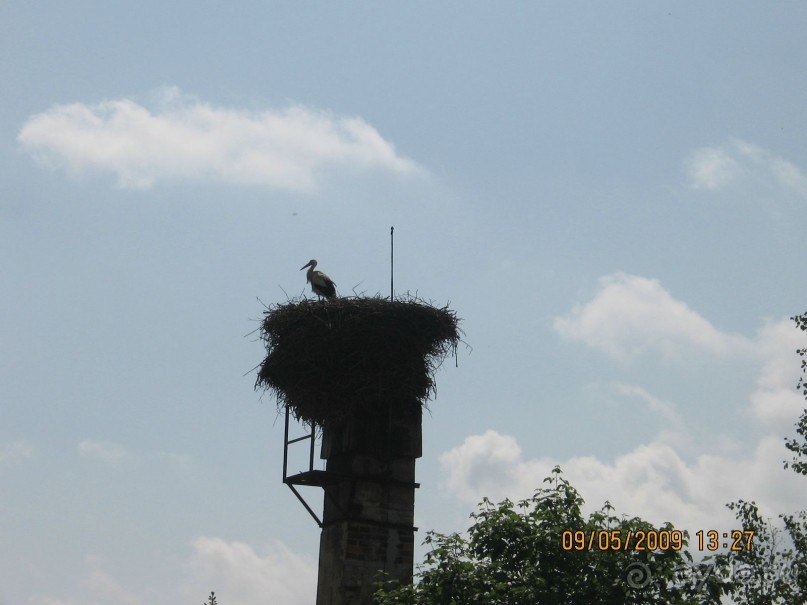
27 539 316 605
183 537 316 605
485 278 807 543
439 430 539 504
29 555 140 605
749 318 807 431
76 441 197 475
685 146 740 190
17 87 422 192
78 440 135 467
615 383 681 426
613 383 688 446
79 560 140 605
554 274 806 423
685 138 807 197
553 272 750 361
0 440 33 466
440 430 802 538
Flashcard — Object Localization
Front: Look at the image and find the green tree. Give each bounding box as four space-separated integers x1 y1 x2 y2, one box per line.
784 313 807 476
707 500 807 604
375 467 722 604
203 591 218 605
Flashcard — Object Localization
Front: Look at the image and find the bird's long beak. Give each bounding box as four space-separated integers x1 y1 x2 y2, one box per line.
300 262 311 271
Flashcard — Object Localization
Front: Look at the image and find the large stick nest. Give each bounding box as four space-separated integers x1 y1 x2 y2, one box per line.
255 296 461 426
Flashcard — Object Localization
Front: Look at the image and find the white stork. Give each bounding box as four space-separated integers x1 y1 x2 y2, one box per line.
300 259 337 299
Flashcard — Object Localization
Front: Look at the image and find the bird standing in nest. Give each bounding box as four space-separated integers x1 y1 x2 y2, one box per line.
300 259 337 299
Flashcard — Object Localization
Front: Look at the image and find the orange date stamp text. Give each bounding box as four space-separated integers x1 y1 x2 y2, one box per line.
561 529 684 551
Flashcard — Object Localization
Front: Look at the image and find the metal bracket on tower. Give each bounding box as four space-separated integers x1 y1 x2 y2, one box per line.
281 405 419 528
282 406 327 527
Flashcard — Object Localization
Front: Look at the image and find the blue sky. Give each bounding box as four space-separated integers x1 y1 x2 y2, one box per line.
2 3 807 604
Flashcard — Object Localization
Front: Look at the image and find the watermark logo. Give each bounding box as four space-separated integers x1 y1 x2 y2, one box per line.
624 559 799 592
625 562 652 589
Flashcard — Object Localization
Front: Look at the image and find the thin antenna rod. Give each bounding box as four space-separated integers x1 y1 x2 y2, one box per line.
390 226 394 301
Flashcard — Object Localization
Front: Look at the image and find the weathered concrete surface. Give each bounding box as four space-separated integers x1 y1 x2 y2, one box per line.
316 404 421 605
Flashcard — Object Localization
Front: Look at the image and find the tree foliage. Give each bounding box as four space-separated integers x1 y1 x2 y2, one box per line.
375 467 722 604
784 313 807 476
708 500 807 604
